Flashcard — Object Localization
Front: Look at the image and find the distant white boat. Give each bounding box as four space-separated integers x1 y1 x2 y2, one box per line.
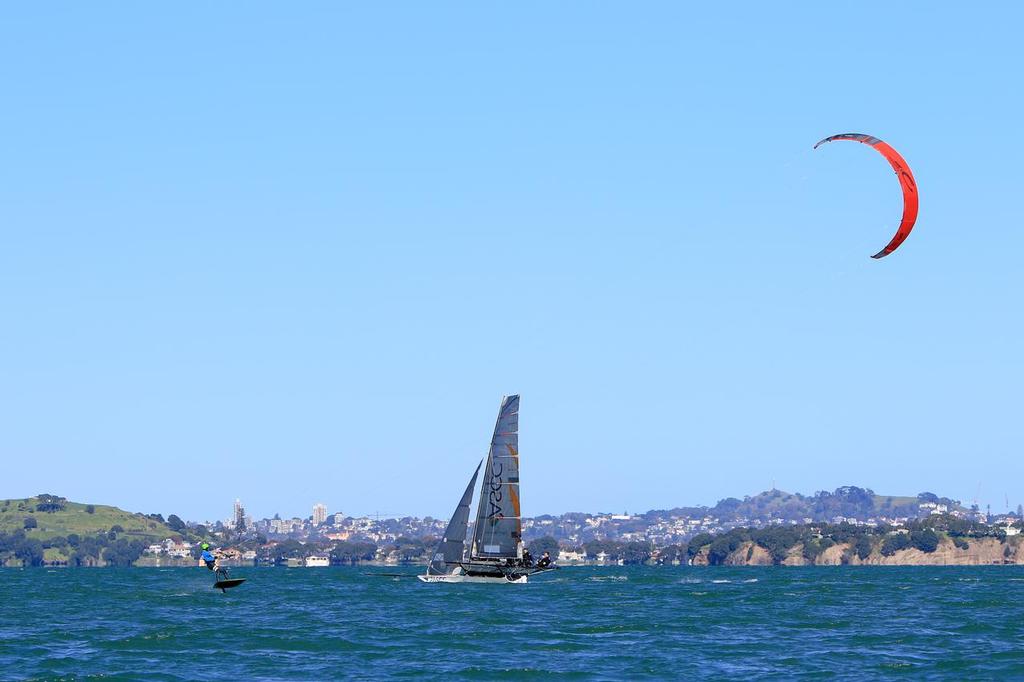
305 555 330 567
419 395 552 585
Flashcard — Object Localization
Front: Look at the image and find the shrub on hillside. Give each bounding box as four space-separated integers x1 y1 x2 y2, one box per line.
855 535 873 560
707 532 748 565
752 527 802 563
43 536 67 549
527 535 560 558
910 529 940 553
104 539 147 567
14 538 44 566
686 533 713 559
880 533 911 556
35 494 67 513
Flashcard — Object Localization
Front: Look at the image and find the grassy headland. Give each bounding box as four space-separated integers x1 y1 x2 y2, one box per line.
0 495 178 540
0 494 186 567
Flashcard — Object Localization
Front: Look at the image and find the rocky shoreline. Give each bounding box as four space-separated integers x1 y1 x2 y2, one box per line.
690 536 1023 566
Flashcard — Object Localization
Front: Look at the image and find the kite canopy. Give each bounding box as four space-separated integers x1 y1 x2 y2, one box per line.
814 133 918 259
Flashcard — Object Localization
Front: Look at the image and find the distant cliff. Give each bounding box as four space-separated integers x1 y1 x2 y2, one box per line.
690 536 1023 566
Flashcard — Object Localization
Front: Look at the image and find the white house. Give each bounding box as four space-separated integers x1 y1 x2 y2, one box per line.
166 542 192 559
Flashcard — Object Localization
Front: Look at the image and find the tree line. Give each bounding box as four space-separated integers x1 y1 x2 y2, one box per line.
0 529 152 567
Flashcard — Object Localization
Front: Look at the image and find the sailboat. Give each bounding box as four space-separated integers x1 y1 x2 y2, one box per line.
419 394 549 584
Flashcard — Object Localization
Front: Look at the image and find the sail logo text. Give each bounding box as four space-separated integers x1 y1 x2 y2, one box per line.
486 461 504 523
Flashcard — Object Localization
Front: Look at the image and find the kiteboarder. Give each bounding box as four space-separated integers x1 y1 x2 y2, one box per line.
199 542 229 581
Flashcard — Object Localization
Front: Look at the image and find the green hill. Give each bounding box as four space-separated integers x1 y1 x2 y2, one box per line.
0 494 179 542
655 487 967 525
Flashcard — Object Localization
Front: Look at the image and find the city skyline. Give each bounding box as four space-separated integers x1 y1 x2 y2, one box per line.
193 483 1023 529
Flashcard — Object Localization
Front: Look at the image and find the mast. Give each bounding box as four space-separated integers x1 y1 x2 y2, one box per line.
471 394 522 561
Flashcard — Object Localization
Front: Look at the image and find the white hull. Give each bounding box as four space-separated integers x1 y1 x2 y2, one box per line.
418 573 527 584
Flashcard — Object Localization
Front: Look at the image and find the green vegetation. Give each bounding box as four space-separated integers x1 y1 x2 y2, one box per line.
880 533 910 556
330 541 378 565
527 535 560 558
0 494 183 567
655 544 687 565
653 486 968 527
911 529 940 553
686 533 713 560
0 495 179 541
686 514 994 566
390 536 427 562
854 535 872 560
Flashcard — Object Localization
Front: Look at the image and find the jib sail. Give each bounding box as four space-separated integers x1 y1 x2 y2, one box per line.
427 462 481 575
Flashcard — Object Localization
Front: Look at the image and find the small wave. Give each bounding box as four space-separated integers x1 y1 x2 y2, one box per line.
711 579 731 584
678 577 702 584
742 578 759 583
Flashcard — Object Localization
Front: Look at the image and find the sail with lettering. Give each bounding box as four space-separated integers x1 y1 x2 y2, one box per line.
420 394 551 583
470 394 522 560
427 462 481 575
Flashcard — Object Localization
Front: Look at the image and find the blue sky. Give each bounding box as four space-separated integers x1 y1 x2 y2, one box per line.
2 3 1022 522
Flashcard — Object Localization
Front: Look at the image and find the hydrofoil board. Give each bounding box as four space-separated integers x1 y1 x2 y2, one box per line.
213 578 246 592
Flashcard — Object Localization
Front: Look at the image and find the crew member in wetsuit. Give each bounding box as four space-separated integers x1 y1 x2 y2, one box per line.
521 548 534 568
199 542 229 581
536 551 552 569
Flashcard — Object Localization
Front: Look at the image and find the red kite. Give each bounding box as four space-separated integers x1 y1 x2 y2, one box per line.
814 133 918 259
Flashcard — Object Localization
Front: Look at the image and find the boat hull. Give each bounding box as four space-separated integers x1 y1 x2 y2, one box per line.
418 573 527 584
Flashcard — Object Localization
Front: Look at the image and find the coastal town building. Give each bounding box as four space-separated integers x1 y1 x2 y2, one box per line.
312 503 328 527
232 499 246 530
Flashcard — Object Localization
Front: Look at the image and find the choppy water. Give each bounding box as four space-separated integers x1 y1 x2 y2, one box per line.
2 566 1024 680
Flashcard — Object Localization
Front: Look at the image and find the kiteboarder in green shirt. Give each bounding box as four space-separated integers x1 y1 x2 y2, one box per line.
199 542 229 581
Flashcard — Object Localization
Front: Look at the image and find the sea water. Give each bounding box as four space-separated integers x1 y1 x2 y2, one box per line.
2 566 1023 679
